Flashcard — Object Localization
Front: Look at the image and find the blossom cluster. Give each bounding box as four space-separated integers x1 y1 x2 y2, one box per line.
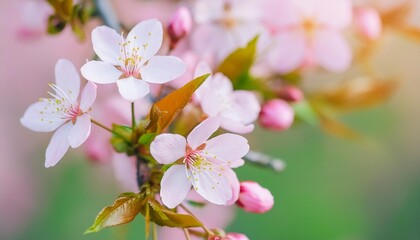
19 0 408 239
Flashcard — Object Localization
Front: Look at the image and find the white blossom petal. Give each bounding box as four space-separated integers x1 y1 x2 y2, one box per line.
140 56 186 84
67 114 91 148
55 59 80 102
205 133 249 161
161 165 192 208
127 19 163 64
150 134 187 164
187 117 220 149
225 168 240 205
45 122 72 168
189 164 232 205
80 82 97 112
91 26 124 65
116 77 150 101
220 118 255 134
20 100 66 132
81 61 121 84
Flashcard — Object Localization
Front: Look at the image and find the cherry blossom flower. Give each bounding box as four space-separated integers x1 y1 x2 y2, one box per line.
237 181 274 213
194 62 261 134
268 0 353 73
21 59 97 167
192 0 264 61
150 117 249 208
81 19 186 102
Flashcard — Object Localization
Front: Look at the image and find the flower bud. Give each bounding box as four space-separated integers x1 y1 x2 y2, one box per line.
259 99 294 131
237 181 274 213
354 7 382 40
278 86 304 102
226 233 250 240
168 6 192 45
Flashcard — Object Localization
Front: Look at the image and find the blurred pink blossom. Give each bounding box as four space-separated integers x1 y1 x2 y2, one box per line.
237 181 274 213
268 0 353 73
192 0 264 61
354 7 382 40
259 99 295 131
17 0 52 39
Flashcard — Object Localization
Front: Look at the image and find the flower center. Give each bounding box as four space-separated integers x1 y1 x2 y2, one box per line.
302 18 318 36
39 83 82 123
118 37 143 77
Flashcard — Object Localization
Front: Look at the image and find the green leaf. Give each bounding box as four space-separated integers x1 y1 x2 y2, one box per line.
138 133 157 145
85 194 145 234
217 36 258 87
146 74 210 133
292 101 319 126
142 199 203 228
110 124 133 153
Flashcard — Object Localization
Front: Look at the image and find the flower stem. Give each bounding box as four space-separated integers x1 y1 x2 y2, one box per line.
179 204 214 236
91 118 130 144
153 223 158 240
183 228 192 240
131 102 136 131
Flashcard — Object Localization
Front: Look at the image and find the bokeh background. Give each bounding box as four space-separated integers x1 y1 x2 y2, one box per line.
1 0 420 239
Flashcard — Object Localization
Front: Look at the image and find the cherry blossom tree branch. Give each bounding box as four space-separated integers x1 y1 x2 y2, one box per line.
244 151 286 172
93 0 121 31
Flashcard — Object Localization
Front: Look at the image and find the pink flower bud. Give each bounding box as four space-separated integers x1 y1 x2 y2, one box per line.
259 99 294 131
226 233 250 240
168 6 192 44
237 181 274 213
354 7 382 40
278 86 304 102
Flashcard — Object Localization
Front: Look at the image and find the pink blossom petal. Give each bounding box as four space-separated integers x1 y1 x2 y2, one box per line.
188 165 232 205
116 77 150 101
225 168 240 205
269 30 307 73
91 26 123 65
81 61 121 84
193 61 212 79
313 29 352 72
205 133 249 161
313 0 352 29
112 153 138 192
55 59 80 102
187 117 220 149
230 159 245 168
80 82 97 112
126 19 163 64
263 0 301 29
222 90 260 124
221 120 255 134
150 134 187 164
161 165 192 208
45 122 72 168
140 56 186 84
67 114 91 148
20 101 66 132
194 0 224 24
